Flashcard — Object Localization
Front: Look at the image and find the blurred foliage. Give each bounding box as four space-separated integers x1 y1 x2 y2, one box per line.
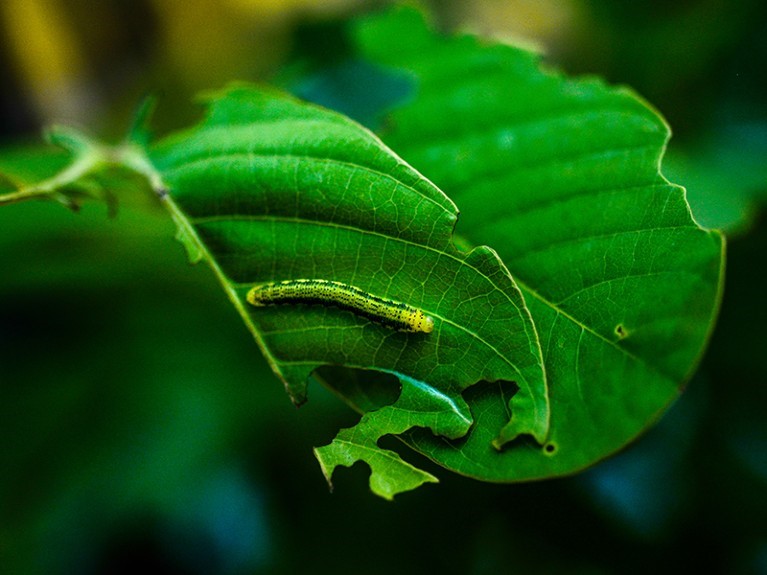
1 1 766 574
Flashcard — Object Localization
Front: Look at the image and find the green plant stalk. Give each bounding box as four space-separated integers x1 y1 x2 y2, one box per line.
0 130 287 398
0 149 103 208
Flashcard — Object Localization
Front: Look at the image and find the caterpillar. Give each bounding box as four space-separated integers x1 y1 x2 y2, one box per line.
246 279 435 334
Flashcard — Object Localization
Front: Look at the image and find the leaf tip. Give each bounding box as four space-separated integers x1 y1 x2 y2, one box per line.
313 446 336 494
173 226 204 264
127 95 159 146
44 125 98 156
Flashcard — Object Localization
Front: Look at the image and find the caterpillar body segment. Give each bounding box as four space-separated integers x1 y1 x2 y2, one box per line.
246 279 434 334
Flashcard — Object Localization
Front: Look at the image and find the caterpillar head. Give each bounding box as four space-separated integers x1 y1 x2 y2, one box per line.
410 310 435 334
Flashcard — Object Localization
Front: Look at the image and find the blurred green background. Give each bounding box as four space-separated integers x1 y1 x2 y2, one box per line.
1 1 766 573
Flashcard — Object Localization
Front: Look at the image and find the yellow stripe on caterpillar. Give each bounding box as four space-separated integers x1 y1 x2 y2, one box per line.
246 279 434 334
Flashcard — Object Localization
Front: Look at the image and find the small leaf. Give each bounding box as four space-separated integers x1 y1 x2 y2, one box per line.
316 435 438 501
315 371 471 499
126 95 159 147
44 124 101 156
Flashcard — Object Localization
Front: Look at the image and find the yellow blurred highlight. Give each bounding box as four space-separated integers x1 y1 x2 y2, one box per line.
223 0 361 19
151 0 268 89
0 0 365 126
150 0 362 92
458 0 584 54
1 0 94 123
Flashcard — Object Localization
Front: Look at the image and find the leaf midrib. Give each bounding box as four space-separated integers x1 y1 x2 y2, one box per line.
198 212 542 393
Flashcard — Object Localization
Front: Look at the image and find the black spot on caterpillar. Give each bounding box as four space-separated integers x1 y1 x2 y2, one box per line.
246 279 435 334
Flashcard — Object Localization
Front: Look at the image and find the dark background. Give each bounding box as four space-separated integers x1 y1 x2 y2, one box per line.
1 1 766 573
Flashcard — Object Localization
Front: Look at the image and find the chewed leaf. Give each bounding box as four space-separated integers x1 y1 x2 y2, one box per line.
347 7 723 480
316 438 439 501
315 372 472 499
149 85 549 496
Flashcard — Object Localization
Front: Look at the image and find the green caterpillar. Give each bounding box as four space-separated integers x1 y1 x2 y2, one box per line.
246 279 435 334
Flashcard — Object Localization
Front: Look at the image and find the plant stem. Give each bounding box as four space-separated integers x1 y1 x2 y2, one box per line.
0 147 107 208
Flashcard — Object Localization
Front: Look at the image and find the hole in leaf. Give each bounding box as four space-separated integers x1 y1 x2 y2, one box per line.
315 365 401 413
439 379 520 450
544 442 558 455
614 323 629 340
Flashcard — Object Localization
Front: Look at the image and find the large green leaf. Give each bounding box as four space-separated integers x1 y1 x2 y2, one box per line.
0 8 725 494
325 8 725 481
148 86 548 497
